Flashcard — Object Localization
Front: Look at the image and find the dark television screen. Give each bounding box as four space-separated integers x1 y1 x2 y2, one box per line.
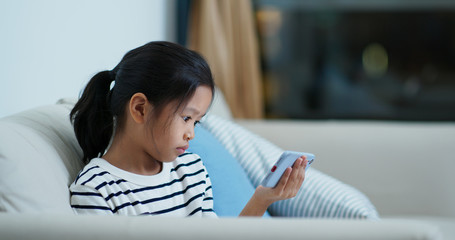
255 1 455 121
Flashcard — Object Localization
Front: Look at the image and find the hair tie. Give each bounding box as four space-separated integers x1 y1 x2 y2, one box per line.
107 70 116 91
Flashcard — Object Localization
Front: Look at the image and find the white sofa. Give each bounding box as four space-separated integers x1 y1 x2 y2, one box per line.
235 120 455 239
0 91 453 239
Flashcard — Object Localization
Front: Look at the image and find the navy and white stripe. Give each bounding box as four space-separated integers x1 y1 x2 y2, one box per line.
70 153 217 217
201 114 379 219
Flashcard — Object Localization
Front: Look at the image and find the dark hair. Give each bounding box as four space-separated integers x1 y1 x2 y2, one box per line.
70 41 215 164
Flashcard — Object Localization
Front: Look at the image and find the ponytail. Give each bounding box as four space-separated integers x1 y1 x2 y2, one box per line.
70 71 115 164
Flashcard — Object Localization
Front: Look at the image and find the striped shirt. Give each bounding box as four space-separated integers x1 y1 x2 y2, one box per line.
69 153 217 217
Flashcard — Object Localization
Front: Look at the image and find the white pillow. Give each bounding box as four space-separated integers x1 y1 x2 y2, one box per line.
201 114 379 219
207 87 233 120
0 103 84 213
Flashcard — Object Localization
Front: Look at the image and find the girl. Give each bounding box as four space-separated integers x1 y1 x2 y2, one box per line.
69 41 308 217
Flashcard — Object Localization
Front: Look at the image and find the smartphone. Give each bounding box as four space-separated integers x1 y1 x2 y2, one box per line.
261 151 315 188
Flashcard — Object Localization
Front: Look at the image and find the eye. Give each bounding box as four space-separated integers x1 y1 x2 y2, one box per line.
183 116 191 122
194 121 200 126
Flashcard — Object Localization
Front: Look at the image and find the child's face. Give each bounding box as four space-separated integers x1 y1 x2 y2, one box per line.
148 86 213 163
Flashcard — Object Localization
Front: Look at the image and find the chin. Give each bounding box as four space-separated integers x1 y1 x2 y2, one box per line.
163 154 179 162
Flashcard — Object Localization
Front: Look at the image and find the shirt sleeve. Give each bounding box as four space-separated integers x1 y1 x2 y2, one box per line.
69 182 114 215
201 167 218 218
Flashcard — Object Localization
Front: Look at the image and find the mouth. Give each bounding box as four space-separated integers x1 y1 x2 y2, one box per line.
177 145 189 155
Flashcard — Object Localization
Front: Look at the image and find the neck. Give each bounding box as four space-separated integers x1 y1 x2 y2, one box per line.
102 132 162 176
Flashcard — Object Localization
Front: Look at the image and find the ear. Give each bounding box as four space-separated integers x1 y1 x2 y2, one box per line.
129 93 151 124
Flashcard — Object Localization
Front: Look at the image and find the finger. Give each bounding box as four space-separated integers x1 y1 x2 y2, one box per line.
297 157 306 183
293 156 306 168
297 162 306 186
288 158 307 196
302 156 309 169
294 156 307 182
284 158 303 191
275 167 292 190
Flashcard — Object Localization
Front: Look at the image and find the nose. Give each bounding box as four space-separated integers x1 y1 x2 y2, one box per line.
185 128 195 141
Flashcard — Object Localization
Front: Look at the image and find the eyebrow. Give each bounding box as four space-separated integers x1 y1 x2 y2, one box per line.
184 107 206 118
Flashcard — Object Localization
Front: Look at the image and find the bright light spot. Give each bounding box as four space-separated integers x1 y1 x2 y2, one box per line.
362 43 388 78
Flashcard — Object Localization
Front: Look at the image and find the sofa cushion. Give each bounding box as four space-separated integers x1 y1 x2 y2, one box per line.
208 87 233 120
189 125 269 217
201 114 379 219
0 103 83 213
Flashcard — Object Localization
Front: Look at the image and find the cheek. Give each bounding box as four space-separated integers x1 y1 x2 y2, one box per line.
155 123 179 144
166 127 182 143
151 115 184 147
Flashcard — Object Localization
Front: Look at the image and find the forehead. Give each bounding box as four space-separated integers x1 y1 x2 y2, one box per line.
181 86 213 116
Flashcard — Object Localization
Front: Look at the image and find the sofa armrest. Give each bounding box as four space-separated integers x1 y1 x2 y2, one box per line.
0 213 442 240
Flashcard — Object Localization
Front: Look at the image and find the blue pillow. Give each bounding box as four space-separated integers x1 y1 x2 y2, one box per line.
188 125 269 217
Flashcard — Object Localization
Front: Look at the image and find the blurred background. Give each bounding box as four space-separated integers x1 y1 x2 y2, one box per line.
252 0 455 121
2 0 455 121
0 0 174 118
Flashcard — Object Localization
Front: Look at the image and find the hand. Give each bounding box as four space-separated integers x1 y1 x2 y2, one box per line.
256 155 308 205
239 156 308 216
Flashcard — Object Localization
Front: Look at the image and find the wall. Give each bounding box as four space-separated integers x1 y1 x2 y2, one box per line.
0 0 175 118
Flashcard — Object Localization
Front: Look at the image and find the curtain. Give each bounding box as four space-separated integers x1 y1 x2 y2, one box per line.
188 0 264 119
